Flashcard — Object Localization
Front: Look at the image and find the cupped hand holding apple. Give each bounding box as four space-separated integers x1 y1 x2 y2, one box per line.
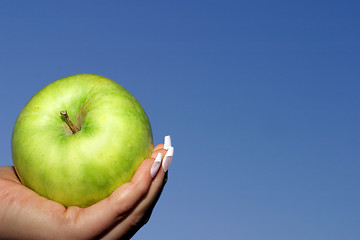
0 137 174 240
1 74 175 239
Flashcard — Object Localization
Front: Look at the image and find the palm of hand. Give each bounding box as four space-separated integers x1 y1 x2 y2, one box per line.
0 144 168 240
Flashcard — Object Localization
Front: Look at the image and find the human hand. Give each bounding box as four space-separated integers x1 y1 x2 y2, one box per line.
0 136 174 240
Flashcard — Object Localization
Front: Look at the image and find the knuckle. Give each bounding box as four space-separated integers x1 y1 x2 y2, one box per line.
130 211 152 229
142 213 152 225
135 181 150 199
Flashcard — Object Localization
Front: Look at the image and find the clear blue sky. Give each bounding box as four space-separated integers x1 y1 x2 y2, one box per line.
1 1 359 239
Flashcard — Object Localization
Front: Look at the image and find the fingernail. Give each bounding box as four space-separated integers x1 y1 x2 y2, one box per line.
150 152 162 178
163 146 174 172
164 135 171 150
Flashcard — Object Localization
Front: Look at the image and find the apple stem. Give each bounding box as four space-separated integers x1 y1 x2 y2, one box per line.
60 110 79 134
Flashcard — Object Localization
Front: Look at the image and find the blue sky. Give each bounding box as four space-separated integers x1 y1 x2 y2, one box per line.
1 1 359 239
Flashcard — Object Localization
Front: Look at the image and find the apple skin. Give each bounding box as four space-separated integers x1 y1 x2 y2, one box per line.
12 74 153 207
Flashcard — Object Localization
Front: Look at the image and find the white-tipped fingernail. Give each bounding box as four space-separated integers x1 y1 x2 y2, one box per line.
164 135 171 150
163 146 174 172
150 153 162 178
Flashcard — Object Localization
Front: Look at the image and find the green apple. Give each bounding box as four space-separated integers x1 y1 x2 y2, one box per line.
12 74 153 207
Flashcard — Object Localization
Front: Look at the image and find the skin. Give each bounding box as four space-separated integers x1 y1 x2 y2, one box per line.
0 144 168 240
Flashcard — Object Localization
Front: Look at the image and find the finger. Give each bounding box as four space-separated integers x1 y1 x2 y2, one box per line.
63 158 154 237
151 148 167 159
138 171 168 229
101 153 169 239
113 171 168 240
150 147 169 178
124 165 168 227
126 170 168 239
154 135 172 152
125 146 173 226
122 145 173 233
153 143 164 152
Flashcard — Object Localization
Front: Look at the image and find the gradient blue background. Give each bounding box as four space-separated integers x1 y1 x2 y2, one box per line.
1 1 359 239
